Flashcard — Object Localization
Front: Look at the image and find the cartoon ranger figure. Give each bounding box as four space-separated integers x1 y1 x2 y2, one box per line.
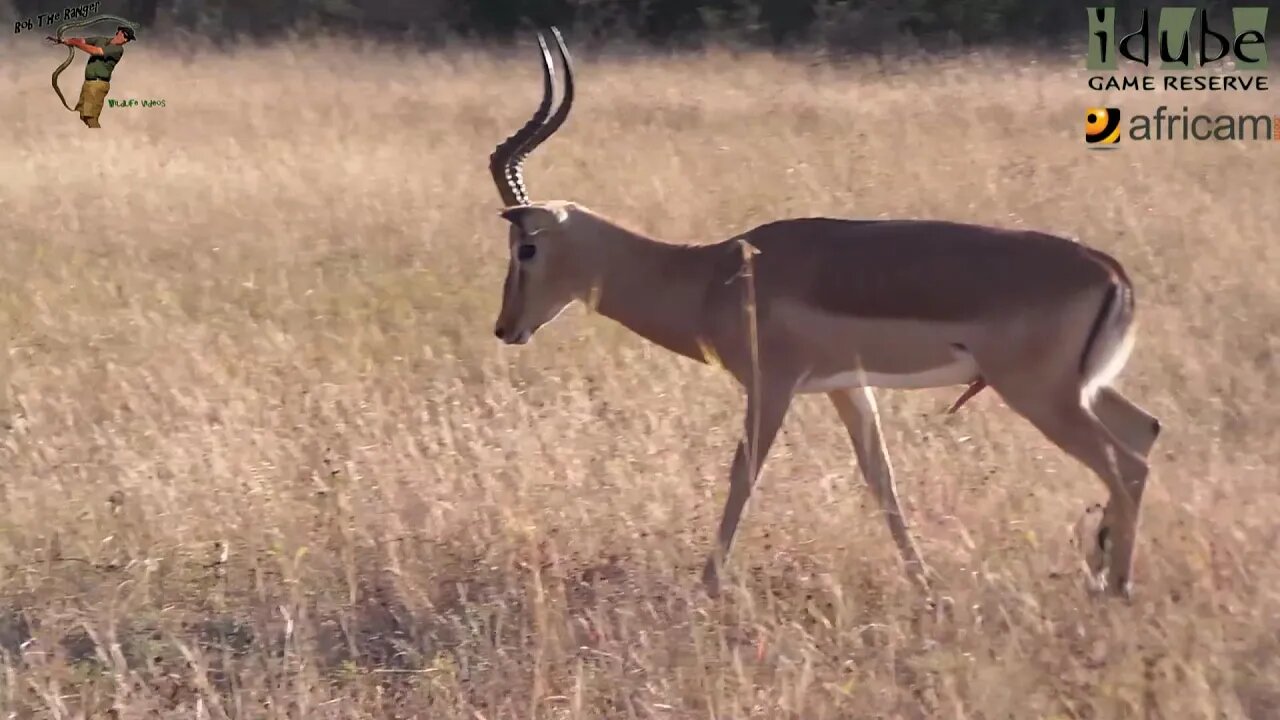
46 25 136 128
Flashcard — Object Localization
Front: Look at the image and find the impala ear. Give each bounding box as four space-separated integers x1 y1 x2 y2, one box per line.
500 204 570 232
500 206 535 226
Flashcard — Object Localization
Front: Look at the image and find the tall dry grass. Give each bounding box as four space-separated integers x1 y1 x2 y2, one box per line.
1 37 1278 718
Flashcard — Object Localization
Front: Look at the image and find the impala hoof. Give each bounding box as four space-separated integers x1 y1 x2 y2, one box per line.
1106 573 1133 601
904 559 934 592
700 562 723 597
1083 570 1108 597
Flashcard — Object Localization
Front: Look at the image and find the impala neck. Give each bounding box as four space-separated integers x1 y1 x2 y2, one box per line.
570 209 717 364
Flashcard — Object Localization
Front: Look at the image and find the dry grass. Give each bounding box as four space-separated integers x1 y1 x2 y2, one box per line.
1 37 1278 719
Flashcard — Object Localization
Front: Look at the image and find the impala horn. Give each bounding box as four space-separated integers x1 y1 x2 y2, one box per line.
488 27 576 208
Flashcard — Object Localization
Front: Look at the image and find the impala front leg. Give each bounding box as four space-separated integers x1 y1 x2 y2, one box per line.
828 387 929 589
701 382 794 593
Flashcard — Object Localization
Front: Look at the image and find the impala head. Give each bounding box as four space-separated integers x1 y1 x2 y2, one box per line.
487 27 586 345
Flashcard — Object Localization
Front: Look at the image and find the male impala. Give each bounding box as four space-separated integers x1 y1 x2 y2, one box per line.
487 28 1161 598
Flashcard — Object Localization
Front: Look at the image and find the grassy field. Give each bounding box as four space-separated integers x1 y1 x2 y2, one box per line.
1 37 1278 718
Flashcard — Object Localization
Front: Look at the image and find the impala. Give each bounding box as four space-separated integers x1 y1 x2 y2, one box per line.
486 28 1161 598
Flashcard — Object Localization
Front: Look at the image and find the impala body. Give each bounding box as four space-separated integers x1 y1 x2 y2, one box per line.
486 30 1160 598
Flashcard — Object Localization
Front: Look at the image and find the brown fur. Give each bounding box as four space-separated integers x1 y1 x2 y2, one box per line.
488 26 1155 599
493 201 1157 598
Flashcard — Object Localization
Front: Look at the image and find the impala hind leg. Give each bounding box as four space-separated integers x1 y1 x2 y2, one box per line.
1092 386 1161 459
828 387 928 589
1082 386 1159 591
702 384 794 593
996 382 1149 597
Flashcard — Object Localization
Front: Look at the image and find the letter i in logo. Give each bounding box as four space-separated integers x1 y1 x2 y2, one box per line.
1085 107 1122 146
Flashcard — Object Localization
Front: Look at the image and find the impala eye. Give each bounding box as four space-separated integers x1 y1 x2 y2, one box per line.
517 244 537 261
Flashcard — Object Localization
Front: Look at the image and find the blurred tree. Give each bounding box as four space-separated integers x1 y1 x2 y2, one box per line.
110 0 1280 52
127 0 159 25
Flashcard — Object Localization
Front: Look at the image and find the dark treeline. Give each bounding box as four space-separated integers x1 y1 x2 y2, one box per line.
11 0 1280 54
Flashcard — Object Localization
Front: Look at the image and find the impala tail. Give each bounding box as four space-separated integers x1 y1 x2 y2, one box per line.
1079 251 1136 398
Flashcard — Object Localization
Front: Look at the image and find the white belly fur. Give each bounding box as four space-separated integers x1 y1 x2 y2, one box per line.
796 352 979 394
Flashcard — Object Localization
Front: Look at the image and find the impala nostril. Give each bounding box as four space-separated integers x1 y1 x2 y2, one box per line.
494 327 505 339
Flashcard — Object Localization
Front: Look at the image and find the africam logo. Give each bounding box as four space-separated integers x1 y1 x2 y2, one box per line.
1086 106 1280 146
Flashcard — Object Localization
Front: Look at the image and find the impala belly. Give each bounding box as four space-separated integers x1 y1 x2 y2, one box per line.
796 351 979 394
772 298 985 395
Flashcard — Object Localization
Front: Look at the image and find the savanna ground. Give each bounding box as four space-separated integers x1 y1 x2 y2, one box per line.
1 37 1278 719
